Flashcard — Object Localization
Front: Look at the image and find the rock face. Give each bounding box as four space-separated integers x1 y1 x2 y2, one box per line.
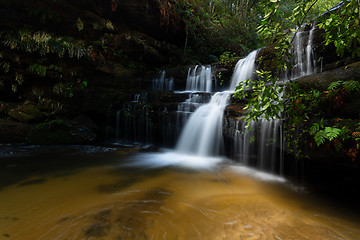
27 116 98 145
0 0 187 144
113 0 185 45
296 62 360 90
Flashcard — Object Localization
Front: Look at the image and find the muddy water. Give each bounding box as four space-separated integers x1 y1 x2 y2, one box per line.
0 146 359 240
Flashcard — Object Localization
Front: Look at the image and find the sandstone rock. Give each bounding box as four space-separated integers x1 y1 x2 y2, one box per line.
27 116 98 145
295 62 360 90
0 120 32 144
8 101 44 123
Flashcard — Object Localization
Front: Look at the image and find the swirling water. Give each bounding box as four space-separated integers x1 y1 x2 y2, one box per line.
0 146 359 240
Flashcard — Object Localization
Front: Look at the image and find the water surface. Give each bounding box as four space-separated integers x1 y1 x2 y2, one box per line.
0 146 359 240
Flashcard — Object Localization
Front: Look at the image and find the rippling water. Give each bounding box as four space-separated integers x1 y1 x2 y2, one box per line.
0 146 359 240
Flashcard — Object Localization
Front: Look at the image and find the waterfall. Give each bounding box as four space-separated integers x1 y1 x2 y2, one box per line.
231 119 284 174
291 22 317 79
152 70 174 91
230 50 259 90
186 65 213 92
175 50 259 157
176 91 231 156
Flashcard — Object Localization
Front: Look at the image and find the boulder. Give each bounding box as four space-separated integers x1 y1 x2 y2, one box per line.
8 101 45 123
0 120 32 144
27 116 98 145
295 62 360 90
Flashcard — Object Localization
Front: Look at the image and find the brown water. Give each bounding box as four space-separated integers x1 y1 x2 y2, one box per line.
0 146 359 240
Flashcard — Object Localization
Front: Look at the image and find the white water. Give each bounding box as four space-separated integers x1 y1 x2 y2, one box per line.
176 91 231 156
152 70 174 91
291 23 317 79
186 65 213 92
230 50 259 90
176 50 259 158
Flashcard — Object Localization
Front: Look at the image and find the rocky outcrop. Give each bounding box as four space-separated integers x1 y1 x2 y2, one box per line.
112 0 186 45
0 0 187 144
296 61 360 90
27 115 98 145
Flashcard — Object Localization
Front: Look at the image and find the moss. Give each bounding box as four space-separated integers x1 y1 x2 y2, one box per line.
27 119 97 145
27 120 72 145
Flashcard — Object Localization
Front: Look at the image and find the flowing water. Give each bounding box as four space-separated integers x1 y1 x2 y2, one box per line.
2 27 354 240
291 22 317 79
0 146 359 240
186 65 213 92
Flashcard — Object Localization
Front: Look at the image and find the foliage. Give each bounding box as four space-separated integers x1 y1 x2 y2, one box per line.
328 80 360 92
318 0 360 58
326 80 360 109
29 64 47 77
234 70 285 126
0 30 88 59
309 120 343 146
172 0 265 63
219 51 240 67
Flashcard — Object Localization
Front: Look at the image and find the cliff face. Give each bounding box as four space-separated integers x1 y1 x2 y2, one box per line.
0 0 186 144
112 0 186 45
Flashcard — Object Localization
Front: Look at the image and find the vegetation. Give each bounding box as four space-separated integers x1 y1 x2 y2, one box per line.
318 0 360 58
234 0 360 160
0 0 359 161
172 0 270 64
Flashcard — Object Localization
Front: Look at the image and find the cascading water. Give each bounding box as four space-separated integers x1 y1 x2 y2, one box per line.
291 22 317 79
115 24 317 173
228 22 318 173
152 70 174 91
175 50 259 157
230 50 259 89
186 65 213 92
176 91 231 156
230 119 284 174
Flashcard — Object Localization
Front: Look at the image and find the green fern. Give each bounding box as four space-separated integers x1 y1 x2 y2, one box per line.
343 80 360 92
328 80 360 92
314 131 326 146
328 81 343 90
310 123 321 136
324 127 341 141
310 121 341 147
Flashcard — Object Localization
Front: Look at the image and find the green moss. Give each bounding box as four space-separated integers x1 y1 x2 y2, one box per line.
27 120 77 145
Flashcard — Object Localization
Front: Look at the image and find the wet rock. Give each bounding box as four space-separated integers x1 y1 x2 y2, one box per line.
27 116 98 145
223 103 247 142
256 44 278 73
8 101 45 123
0 120 32 144
295 61 360 91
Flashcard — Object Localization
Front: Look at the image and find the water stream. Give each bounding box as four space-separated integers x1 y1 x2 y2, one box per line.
1 24 356 239
0 146 359 240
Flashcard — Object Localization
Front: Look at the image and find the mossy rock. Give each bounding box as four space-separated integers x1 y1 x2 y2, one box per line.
27 118 97 145
8 101 45 123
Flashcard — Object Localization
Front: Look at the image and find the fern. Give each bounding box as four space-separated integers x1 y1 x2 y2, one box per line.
328 81 343 90
343 80 360 92
314 130 326 146
328 80 360 92
324 127 341 141
309 123 320 136
29 63 46 77
334 140 343 152
310 121 342 147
